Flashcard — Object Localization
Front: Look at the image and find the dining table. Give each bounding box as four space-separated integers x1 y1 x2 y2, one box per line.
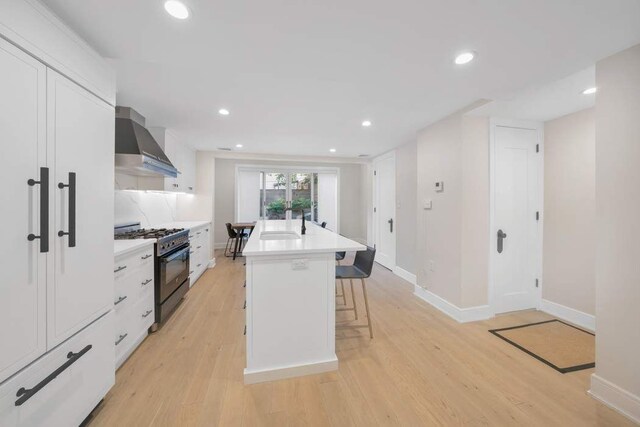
231 222 256 260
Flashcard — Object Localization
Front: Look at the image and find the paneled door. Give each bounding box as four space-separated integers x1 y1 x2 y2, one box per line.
373 152 396 270
491 123 541 314
47 70 115 347
0 37 48 382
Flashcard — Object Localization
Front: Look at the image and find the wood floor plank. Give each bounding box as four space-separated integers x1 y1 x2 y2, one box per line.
86 250 634 427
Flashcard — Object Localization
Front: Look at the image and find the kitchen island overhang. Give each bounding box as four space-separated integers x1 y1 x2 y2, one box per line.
243 220 365 384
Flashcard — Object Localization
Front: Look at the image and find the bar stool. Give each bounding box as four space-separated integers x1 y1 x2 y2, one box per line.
335 251 347 303
336 246 376 338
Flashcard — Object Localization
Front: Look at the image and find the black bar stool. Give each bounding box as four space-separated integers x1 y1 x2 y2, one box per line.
335 246 376 338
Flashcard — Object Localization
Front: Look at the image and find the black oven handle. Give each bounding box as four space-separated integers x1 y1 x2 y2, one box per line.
161 246 190 263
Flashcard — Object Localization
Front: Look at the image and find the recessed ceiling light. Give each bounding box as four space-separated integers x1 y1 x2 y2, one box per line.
164 1 190 19
329 148 336 153
582 87 597 95
362 120 372 127
454 51 475 65
218 108 230 116
235 144 243 148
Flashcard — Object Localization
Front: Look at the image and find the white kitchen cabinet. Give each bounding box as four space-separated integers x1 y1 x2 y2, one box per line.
0 37 47 384
48 69 115 348
113 245 155 368
147 128 196 194
0 312 115 426
189 224 211 287
0 6 116 423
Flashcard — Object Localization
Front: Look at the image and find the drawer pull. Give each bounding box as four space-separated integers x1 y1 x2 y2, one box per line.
243 325 247 335
114 295 127 306
189 270 194 275
114 265 127 273
115 334 128 346
14 344 92 406
243 300 246 309
141 278 152 286
189 251 194 254
141 254 152 260
142 310 153 318
196 245 202 249
196 231 201 235
197 263 202 267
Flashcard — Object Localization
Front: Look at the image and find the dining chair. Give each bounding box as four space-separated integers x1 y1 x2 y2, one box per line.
224 223 247 258
335 246 376 338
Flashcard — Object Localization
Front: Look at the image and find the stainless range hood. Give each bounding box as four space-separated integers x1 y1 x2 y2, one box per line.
115 107 178 178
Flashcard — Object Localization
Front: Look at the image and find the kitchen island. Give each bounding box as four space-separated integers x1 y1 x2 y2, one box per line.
242 220 365 384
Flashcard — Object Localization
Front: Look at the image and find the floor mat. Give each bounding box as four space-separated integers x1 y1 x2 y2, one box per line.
489 319 595 373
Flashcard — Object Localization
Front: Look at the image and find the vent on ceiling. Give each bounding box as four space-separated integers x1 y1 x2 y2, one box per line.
217 147 232 151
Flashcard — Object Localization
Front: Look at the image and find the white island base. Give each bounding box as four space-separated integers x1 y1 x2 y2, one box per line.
242 220 365 384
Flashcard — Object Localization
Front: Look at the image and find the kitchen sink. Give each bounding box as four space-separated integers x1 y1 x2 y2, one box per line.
260 231 301 240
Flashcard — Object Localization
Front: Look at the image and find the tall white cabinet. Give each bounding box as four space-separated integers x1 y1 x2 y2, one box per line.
0 2 116 423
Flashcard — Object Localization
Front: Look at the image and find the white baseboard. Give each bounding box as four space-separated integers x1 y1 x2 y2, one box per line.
413 285 492 323
207 258 216 269
539 299 595 332
214 242 228 250
590 374 640 424
393 266 417 285
244 357 338 384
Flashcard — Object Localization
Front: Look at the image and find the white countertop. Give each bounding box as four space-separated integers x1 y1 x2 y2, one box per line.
114 239 155 258
242 220 365 257
152 221 211 231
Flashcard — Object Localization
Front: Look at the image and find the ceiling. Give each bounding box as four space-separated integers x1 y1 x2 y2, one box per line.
43 0 640 157
469 66 596 122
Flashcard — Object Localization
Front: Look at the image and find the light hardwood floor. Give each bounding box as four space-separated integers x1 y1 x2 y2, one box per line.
87 251 632 426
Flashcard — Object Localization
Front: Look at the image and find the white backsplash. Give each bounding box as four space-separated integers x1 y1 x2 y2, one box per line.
115 190 178 228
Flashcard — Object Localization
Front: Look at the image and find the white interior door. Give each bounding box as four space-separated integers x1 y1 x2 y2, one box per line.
373 153 396 269
0 37 47 382
48 70 115 347
491 123 541 314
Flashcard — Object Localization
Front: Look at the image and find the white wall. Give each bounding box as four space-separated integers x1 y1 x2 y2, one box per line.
542 108 596 316
590 44 640 423
214 157 367 247
416 103 490 308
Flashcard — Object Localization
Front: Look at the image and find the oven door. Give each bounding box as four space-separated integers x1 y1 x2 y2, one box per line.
158 245 190 302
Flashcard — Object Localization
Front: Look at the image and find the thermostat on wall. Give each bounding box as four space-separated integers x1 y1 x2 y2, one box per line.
435 181 444 192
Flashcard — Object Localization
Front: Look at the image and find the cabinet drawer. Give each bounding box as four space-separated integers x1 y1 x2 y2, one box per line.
0 311 114 426
135 294 155 331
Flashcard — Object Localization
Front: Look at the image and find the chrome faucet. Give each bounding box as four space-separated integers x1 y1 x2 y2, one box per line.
284 204 306 235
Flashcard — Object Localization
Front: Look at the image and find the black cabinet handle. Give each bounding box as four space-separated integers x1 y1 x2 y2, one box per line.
27 167 49 253
114 295 127 305
142 310 152 318
388 218 394 233
115 334 127 346
57 172 76 247
141 254 152 260
15 344 91 406
141 278 152 286
114 265 127 273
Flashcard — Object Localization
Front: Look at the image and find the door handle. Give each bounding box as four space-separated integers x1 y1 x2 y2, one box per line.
388 218 394 233
57 172 76 247
27 167 49 253
497 229 507 253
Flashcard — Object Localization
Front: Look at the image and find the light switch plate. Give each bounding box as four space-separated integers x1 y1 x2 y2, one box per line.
423 199 432 210
435 181 444 192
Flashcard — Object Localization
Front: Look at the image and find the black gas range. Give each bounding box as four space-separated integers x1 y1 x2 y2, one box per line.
115 223 190 329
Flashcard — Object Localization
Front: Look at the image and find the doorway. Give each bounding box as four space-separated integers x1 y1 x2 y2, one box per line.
373 152 396 270
489 119 543 314
236 166 339 231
